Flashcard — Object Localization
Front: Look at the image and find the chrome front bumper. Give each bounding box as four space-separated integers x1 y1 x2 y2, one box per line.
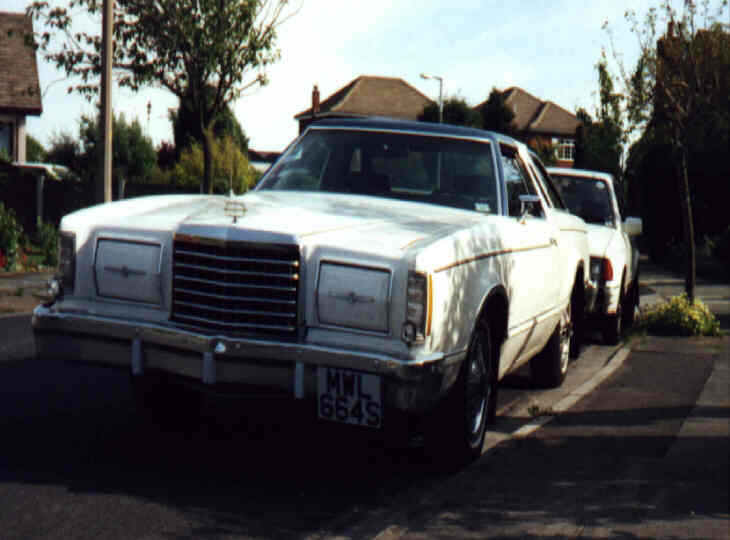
32 305 464 413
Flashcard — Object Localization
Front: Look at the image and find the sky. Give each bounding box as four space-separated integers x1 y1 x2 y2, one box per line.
6 0 728 153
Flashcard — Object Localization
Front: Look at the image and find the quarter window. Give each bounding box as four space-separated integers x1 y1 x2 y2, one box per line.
500 146 541 218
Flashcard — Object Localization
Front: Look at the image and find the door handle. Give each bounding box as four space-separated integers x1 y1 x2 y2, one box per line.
550 237 558 246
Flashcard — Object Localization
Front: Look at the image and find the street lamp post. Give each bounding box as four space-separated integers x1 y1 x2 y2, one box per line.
420 73 443 123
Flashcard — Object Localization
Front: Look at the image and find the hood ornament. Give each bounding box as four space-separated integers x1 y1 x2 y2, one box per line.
224 199 246 224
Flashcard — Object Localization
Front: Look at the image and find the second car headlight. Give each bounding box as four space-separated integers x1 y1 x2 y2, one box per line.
317 262 391 333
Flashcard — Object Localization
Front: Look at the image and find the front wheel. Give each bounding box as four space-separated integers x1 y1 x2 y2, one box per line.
530 300 571 388
427 320 498 464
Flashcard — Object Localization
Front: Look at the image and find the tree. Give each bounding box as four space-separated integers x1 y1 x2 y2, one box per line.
529 140 558 166
27 0 298 194
478 88 516 136
605 0 730 302
26 134 47 162
171 135 258 194
170 89 249 159
574 57 625 184
80 112 156 185
418 97 481 127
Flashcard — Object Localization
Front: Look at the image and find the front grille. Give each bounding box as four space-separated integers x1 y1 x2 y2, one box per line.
172 237 300 339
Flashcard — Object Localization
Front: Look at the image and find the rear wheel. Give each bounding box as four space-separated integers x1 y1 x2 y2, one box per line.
530 300 571 388
569 280 585 359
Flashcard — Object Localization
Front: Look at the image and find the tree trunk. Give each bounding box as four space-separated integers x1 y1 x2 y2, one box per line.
676 145 696 303
201 126 214 194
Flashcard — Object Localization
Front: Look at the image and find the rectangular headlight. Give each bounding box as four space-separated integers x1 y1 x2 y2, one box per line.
58 231 76 296
317 263 391 333
94 239 163 304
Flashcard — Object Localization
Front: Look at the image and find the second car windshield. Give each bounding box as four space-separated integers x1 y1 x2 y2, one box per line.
551 174 615 226
257 128 499 213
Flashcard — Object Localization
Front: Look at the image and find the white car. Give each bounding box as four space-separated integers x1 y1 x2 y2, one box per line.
548 167 642 344
34 119 589 463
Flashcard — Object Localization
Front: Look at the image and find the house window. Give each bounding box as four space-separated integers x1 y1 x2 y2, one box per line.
0 121 13 160
552 137 574 162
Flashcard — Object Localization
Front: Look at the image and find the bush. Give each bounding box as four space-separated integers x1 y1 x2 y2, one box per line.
35 222 59 267
639 294 721 337
0 202 24 271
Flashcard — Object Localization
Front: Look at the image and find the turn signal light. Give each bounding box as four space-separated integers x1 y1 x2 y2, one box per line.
602 259 614 281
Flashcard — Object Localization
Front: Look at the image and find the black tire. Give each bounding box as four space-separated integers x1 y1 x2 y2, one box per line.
569 280 585 359
603 275 625 345
622 273 639 330
530 300 571 388
427 319 498 464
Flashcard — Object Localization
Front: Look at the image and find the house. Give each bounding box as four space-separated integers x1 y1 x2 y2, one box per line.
294 75 434 133
480 87 581 168
0 11 43 163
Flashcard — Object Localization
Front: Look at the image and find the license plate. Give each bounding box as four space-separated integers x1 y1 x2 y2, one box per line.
317 367 382 428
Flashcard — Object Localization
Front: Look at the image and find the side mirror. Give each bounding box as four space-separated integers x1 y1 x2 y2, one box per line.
518 194 542 221
623 217 642 236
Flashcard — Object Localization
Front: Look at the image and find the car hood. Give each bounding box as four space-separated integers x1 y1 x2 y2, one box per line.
62 191 485 256
586 223 618 258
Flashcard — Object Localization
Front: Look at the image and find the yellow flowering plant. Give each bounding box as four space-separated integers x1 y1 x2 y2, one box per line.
639 294 722 337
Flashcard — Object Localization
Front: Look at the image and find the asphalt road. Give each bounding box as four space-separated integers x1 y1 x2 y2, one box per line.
0 311 633 540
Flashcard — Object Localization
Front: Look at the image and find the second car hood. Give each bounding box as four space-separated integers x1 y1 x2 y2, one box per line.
586 223 618 258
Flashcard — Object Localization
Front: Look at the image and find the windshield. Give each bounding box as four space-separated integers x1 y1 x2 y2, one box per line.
257 129 498 213
551 174 615 226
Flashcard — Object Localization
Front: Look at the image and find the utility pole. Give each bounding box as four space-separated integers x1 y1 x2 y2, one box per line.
97 0 114 203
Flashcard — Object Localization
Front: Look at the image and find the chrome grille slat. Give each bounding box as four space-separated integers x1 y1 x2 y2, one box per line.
172 238 300 338
173 286 296 305
175 249 299 267
174 300 297 319
174 261 299 280
173 312 297 332
175 274 297 292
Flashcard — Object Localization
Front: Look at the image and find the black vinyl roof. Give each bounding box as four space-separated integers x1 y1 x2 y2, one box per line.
306 117 519 146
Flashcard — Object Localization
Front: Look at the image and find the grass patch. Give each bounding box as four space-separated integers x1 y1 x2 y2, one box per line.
637 294 722 337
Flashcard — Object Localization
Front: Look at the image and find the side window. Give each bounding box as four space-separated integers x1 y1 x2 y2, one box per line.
529 155 566 210
500 146 541 217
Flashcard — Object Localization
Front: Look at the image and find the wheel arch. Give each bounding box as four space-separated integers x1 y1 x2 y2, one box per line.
476 284 509 360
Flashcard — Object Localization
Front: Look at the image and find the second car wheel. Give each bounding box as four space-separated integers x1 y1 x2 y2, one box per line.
603 275 625 345
530 300 572 388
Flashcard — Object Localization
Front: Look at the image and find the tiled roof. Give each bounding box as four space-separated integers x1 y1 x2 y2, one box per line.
295 75 434 121
476 87 580 137
528 101 581 136
0 12 42 115
502 87 543 131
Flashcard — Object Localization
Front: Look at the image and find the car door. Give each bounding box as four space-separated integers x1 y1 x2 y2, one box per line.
498 144 560 370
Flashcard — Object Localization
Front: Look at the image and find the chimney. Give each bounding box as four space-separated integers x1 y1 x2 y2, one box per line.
312 84 320 116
